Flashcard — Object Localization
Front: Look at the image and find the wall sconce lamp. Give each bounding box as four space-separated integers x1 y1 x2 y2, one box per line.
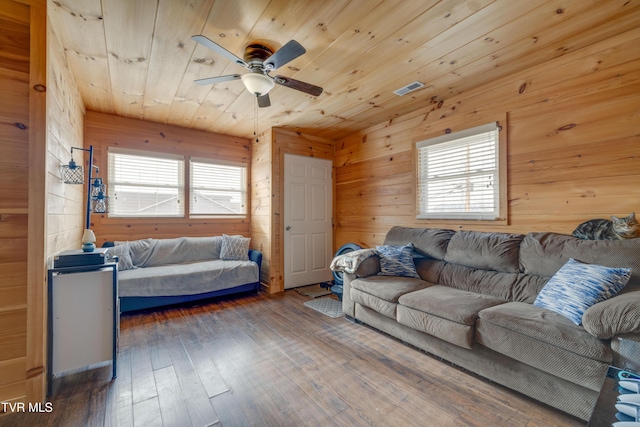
61 146 110 251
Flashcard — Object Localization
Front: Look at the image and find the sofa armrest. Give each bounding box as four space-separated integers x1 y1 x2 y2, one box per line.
341 254 381 318
248 249 262 281
582 290 640 339
353 254 381 278
330 248 378 275
342 273 357 318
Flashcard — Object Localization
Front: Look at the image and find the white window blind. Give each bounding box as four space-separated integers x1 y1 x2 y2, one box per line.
190 158 247 216
416 122 500 220
108 148 184 217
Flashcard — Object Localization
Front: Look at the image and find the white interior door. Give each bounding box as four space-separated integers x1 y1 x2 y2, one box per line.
284 154 333 289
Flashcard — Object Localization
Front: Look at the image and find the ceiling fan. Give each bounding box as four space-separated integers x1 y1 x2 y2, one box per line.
192 35 323 107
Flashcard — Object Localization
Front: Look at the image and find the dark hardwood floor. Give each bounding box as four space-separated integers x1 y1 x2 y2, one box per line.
1 290 585 426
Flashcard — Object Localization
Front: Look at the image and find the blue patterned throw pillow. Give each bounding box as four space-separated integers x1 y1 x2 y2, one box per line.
533 258 630 325
376 244 420 278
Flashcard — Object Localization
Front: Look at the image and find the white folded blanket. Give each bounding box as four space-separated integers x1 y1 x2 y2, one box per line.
330 248 378 274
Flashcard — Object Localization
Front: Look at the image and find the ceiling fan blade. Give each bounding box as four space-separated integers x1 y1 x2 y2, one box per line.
194 74 242 85
192 35 247 68
264 40 306 71
273 76 323 97
257 94 271 108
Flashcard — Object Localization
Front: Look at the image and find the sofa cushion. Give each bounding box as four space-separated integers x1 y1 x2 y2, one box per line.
126 238 155 266
109 243 136 271
399 285 506 325
533 258 630 325
126 236 223 267
351 275 430 303
397 305 476 349
511 274 549 304
444 230 524 273
476 302 611 390
383 226 455 260
118 259 258 297
438 263 520 301
396 286 505 349
519 232 640 287
376 244 419 278
414 258 446 284
350 275 431 319
351 289 398 319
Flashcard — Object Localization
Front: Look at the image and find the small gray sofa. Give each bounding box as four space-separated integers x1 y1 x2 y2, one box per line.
107 236 261 312
336 226 640 420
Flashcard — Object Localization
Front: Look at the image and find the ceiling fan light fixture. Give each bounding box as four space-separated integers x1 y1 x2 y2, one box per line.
192 35 323 103
241 73 275 96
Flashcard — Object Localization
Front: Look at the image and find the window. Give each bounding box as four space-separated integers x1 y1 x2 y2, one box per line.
108 148 184 217
416 122 504 221
190 158 247 216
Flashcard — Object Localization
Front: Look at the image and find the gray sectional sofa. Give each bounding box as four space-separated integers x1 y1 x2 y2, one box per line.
335 226 640 420
107 236 261 312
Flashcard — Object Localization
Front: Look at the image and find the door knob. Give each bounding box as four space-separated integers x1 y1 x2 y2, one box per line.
285 226 291 230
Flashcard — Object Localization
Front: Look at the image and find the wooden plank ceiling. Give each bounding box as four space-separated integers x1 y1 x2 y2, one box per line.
48 0 639 140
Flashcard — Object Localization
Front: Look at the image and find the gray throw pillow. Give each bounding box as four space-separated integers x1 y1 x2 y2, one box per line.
220 234 250 261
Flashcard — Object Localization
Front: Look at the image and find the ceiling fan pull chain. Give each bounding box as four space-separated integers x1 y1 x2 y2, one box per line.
254 97 259 142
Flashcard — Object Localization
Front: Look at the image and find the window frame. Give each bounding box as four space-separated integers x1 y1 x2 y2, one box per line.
106 147 250 220
107 147 185 218
414 118 508 224
189 157 248 218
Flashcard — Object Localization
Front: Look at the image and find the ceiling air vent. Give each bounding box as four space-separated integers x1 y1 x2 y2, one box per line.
393 81 424 96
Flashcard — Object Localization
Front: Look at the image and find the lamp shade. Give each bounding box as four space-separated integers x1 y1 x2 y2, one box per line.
81 228 96 252
90 177 103 197
241 73 275 96
61 160 84 184
82 229 96 244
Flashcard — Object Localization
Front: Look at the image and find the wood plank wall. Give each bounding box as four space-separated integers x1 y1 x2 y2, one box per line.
250 129 273 291
38 14 85 405
0 0 48 408
47 16 86 257
334 26 640 249
85 112 252 245
251 128 334 294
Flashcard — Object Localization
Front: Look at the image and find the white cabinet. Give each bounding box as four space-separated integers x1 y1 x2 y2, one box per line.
47 263 118 395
